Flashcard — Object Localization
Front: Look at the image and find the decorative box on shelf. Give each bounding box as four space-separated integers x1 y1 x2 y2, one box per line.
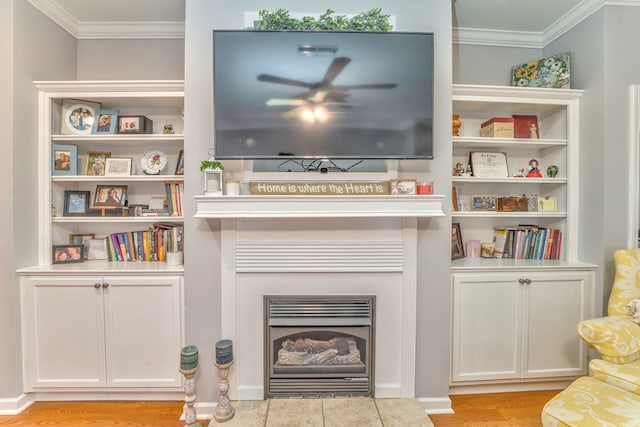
480 117 514 138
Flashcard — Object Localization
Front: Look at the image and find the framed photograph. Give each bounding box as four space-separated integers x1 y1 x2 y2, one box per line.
469 151 509 178
452 223 465 260
175 149 184 175
60 99 101 135
538 196 557 212
481 242 496 258
94 185 127 207
70 233 95 260
85 151 111 176
52 244 84 264
63 190 90 216
118 115 153 134
52 144 77 176
91 109 119 134
390 179 417 195
472 195 498 211
87 238 108 260
104 157 132 177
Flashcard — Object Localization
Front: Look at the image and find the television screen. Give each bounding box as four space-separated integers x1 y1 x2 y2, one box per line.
212 30 434 160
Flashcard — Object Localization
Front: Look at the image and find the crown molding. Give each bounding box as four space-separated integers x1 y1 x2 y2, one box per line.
453 28 543 48
27 0 79 37
453 0 640 48
76 22 185 40
27 0 184 39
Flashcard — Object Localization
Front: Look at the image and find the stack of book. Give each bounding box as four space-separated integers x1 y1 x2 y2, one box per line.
493 226 562 260
106 222 183 262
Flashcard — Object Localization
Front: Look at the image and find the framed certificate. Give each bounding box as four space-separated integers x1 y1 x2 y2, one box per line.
469 151 509 178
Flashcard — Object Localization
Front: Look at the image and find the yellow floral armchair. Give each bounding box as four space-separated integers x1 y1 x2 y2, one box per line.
577 248 640 394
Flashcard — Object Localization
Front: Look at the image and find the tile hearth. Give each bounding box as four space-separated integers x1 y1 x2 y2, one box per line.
208 397 434 427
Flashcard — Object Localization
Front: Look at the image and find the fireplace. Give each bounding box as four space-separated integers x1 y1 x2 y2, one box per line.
264 295 375 398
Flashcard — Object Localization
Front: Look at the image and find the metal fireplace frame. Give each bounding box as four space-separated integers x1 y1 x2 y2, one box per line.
264 295 376 398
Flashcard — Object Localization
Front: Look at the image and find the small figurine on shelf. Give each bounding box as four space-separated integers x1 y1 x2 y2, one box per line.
526 159 543 178
162 124 175 134
513 168 526 178
452 114 462 136
453 162 465 176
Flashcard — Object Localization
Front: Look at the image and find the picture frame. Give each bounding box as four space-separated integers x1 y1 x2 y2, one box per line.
51 144 78 176
70 233 95 260
390 179 417 195
117 115 153 134
63 190 90 216
91 109 119 134
60 99 101 135
472 195 498 211
538 196 557 212
511 52 570 89
93 185 127 207
85 151 111 176
52 244 84 264
175 149 184 175
104 157 132 177
451 223 465 260
87 238 108 260
469 151 509 178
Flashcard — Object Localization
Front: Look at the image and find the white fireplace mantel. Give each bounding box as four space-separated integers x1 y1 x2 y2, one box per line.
194 195 445 218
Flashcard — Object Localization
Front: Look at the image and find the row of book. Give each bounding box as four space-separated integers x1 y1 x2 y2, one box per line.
493 226 562 260
106 222 183 262
165 181 183 217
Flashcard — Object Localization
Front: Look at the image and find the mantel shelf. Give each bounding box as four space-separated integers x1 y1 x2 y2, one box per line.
194 195 445 219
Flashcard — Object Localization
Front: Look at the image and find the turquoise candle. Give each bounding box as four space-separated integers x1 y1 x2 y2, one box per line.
216 339 233 365
180 345 199 370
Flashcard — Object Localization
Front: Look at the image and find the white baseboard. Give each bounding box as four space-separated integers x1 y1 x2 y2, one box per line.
417 396 453 414
0 393 33 415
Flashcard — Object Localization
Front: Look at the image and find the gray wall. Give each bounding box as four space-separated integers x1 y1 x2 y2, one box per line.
77 39 184 80
1 0 77 398
453 44 541 86
184 0 453 401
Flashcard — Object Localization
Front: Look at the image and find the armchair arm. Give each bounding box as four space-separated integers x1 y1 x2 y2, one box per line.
578 315 640 364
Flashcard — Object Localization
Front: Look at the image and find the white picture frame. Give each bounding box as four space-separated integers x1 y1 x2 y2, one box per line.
104 157 132 177
60 99 101 135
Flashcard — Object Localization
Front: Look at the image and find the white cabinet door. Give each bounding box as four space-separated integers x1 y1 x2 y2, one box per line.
524 272 590 378
452 274 523 382
23 276 106 389
452 270 591 383
22 274 183 391
104 276 182 388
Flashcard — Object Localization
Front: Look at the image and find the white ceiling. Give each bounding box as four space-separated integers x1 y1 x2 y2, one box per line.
27 0 615 47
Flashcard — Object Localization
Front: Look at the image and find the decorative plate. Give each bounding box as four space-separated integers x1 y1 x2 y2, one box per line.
141 150 167 175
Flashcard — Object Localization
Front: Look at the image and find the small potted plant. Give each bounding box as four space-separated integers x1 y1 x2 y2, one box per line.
200 159 224 172
201 157 224 195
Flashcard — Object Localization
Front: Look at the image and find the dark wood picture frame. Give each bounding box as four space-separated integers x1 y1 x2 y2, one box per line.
175 149 184 175
52 244 84 264
63 190 90 216
452 222 465 260
93 185 127 207
85 151 111 176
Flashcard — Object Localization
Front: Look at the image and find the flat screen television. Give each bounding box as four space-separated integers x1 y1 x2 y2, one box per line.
212 30 434 160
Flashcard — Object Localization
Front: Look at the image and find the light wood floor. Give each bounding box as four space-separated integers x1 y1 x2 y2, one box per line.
0 390 560 426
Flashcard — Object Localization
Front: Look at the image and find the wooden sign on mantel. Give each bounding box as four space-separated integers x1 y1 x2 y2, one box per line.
249 181 390 195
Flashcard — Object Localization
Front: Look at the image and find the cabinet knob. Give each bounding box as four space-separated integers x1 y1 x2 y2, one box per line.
102 282 109 288
94 283 101 289
518 278 532 285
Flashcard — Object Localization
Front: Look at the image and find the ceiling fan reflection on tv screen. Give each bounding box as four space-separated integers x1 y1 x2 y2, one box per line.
259 56 397 122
